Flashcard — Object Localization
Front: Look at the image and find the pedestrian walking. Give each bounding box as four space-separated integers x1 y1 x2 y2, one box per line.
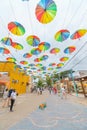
60 86 67 99
2 88 8 107
10 89 16 112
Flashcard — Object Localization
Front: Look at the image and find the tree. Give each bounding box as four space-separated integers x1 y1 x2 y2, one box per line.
46 76 52 88
37 78 43 88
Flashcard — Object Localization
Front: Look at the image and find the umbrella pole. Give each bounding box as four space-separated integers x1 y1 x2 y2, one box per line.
70 70 78 97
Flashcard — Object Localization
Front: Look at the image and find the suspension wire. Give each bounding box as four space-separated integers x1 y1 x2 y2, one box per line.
58 41 87 72
72 54 87 69
62 0 71 28
66 0 84 28
0 0 28 70
9 0 17 21
26 1 34 34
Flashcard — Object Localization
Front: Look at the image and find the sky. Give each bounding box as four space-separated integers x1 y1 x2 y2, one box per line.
0 0 87 76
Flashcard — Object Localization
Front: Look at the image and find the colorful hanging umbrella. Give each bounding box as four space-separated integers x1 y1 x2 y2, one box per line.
1 37 12 46
50 48 60 54
23 66 30 69
36 63 43 67
31 48 41 55
35 0 57 24
41 66 46 70
38 42 50 51
64 46 76 54
56 66 61 69
37 69 41 72
55 29 70 42
49 63 56 66
20 61 28 65
26 35 40 47
31 67 36 70
0 47 10 54
34 58 41 62
28 63 35 67
40 55 49 61
8 21 25 36
70 29 87 40
6 57 16 62
48 68 53 70
11 42 23 50
23 53 32 58
57 63 64 67
60 57 69 62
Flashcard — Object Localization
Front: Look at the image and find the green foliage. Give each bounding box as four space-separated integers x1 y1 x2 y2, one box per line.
37 79 43 88
46 76 52 87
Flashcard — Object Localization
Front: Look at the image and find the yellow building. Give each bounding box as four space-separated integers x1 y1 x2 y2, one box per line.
0 62 30 94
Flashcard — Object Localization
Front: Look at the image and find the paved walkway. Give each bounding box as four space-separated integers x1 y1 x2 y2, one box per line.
0 92 87 130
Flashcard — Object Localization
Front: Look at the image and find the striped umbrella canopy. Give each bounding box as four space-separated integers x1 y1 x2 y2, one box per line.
57 63 64 67
41 66 46 70
34 58 41 62
55 29 70 42
28 63 35 67
26 35 40 47
60 57 69 62
35 0 57 24
64 46 76 54
48 67 53 70
6 57 16 62
0 47 10 54
70 29 87 40
36 63 43 67
8 21 25 36
23 53 32 58
31 48 41 55
49 63 56 66
1 37 12 46
20 61 28 65
11 42 23 50
50 48 60 54
40 55 49 61
38 42 50 51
